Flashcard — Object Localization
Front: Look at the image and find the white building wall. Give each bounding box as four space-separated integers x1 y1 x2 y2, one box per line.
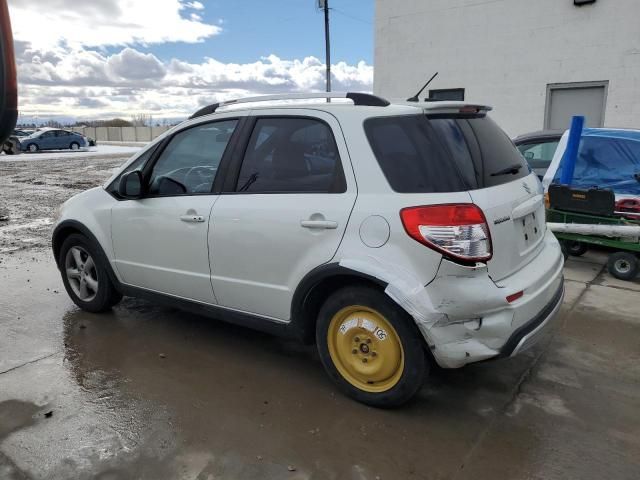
374 0 640 136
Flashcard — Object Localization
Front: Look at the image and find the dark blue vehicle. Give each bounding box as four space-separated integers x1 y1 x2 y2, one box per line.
20 129 88 153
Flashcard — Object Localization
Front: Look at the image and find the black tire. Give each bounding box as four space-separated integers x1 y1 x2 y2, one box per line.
607 252 639 281
26 143 38 153
69 142 80 151
565 241 588 257
3 139 17 154
316 286 427 408
59 233 122 312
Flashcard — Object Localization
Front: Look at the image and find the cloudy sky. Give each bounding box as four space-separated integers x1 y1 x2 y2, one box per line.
9 0 374 123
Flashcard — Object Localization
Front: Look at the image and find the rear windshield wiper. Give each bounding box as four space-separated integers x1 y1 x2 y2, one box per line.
490 164 522 176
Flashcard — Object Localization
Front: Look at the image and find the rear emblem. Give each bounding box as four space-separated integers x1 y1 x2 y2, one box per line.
494 216 511 225
523 182 531 194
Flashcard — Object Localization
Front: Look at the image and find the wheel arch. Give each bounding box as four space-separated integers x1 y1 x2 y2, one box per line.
289 263 388 344
52 220 121 288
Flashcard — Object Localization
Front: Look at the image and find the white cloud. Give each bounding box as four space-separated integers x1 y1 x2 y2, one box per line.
107 48 166 81
16 46 374 120
10 0 374 122
8 0 221 49
184 1 205 10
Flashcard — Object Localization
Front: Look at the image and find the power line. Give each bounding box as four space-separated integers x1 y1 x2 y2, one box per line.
331 7 372 25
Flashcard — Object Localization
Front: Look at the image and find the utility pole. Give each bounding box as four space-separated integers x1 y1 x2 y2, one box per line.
321 0 331 92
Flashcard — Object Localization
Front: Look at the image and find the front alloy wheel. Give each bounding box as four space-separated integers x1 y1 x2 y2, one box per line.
65 246 98 302
59 233 122 312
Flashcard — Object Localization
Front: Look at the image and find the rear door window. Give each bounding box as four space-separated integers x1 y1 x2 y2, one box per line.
235 117 346 193
364 114 529 193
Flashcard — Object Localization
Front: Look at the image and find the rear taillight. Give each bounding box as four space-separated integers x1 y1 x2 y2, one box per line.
400 204 492 263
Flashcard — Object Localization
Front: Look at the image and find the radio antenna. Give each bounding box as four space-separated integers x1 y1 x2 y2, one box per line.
406 72 439 102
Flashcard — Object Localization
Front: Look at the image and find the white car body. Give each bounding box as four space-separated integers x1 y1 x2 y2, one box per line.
53 96 564 369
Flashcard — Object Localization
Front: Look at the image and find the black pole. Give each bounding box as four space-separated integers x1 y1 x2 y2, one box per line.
323 0 331 93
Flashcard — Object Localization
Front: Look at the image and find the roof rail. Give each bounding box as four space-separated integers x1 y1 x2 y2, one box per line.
189 92 390 119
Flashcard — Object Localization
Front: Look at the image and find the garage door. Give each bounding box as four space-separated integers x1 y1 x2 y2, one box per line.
545 82 607 130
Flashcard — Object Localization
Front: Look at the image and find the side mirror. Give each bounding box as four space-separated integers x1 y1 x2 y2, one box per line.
525 151 535 160
0 0 18 145
118 170 143 199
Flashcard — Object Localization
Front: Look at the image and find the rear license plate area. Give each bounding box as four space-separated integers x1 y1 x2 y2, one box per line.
519 212 541 249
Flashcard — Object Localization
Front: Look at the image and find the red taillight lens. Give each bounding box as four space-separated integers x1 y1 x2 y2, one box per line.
400 204 492 262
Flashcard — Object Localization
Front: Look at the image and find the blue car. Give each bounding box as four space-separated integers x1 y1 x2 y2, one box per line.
542 127 640 199
20 129 89 153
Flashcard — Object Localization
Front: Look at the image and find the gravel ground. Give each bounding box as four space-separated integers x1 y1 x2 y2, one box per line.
0 148 138 254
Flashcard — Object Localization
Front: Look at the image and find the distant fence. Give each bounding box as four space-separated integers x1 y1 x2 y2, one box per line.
70 126 172 143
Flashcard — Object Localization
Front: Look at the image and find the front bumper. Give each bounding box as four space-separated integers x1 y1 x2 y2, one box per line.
415 230 565 368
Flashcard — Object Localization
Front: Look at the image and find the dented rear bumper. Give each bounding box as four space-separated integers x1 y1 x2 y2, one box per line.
416 230 565 368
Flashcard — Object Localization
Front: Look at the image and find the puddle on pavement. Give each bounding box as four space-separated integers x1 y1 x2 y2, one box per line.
46 297 541 479
0 400 41 441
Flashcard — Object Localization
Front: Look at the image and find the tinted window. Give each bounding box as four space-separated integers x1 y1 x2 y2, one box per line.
148 120 237 196
517 140 559 169
365 114 528 193
235 117 345 193
365 115 468 193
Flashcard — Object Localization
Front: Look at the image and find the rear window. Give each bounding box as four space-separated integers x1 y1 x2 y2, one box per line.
364 114 528 193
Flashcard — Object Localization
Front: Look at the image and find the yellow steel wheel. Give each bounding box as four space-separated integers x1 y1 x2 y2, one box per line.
327 305 404 393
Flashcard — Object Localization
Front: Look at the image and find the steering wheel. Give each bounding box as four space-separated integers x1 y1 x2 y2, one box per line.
185 166 215 192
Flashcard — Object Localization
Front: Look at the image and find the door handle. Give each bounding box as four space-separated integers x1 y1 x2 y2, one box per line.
180 214 205 223
300 220 338 229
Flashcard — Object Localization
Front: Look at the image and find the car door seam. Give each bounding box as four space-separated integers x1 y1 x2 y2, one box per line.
206 195 222 303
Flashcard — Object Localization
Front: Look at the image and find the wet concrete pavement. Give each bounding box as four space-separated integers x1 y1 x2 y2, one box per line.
1 247 639 479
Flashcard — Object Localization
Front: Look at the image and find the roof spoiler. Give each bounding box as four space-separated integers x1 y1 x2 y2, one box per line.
420 102 493 115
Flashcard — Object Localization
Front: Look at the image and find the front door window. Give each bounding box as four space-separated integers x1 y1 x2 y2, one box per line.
148 120 238 196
